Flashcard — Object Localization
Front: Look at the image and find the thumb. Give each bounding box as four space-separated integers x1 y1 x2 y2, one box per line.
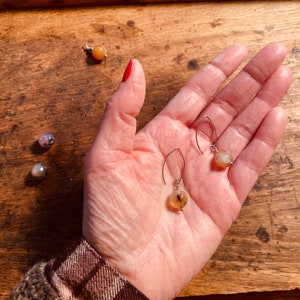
91 59 146 154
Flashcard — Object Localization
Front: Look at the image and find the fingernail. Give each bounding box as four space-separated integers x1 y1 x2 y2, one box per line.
122 59 133 82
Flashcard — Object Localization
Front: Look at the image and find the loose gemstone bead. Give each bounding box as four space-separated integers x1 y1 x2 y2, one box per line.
31 163 47 179
169 190 188 211
38 132 55 148
92 45 107 61
83 44 107 62
214 150 233 169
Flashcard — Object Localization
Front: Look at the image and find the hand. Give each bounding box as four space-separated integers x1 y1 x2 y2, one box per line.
82 43 292 300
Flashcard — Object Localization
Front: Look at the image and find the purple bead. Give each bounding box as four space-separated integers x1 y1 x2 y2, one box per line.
38 132 55 148
31 163 47 179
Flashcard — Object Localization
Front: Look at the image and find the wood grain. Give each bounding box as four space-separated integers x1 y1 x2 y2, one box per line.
1 0 200 9
0 1 299 299
180 289 300 300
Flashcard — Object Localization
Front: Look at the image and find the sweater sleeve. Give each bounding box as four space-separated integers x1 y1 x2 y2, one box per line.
11 238 149 300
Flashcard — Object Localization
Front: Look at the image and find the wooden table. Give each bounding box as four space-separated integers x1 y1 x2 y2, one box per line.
0 1 299 299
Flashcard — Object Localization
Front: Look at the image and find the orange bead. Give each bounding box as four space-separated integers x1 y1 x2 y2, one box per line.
214 150 233 169
91 45 107 61
169 190 188 211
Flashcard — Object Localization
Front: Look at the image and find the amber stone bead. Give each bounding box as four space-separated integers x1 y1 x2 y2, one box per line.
214 150 233 169
169 190 188 211
91 45 107 61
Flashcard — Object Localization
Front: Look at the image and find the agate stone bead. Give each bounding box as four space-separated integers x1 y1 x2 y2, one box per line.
38 132 55 148
92 45 107 61
83 45 107 62
169 190 188 211
31 163 47 179
214 150 233 169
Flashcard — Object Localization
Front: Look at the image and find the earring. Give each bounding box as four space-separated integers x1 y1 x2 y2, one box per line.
162 147 188 211
195 115 233 169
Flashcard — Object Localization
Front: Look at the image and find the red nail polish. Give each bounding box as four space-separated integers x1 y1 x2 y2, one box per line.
122 59 133 82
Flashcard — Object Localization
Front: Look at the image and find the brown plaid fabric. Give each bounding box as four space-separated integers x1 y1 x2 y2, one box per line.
46 238 149 300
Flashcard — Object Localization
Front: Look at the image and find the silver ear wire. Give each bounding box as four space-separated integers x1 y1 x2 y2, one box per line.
162 147 185 185
195 115 218 154
195 115 233 169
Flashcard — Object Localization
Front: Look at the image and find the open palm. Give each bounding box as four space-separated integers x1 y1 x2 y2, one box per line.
83 43 292 300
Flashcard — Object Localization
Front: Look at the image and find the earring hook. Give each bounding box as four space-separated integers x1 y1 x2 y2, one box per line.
162 147 185 185
195 115 218 154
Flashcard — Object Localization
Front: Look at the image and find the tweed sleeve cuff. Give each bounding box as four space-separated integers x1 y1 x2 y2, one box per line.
11 262 60 300
46 238 149 300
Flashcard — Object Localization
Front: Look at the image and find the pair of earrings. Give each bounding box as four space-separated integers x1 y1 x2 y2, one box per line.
31 132 55 180
162 115 233 212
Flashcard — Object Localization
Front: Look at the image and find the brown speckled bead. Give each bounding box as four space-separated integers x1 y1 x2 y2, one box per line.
169 190 188 211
